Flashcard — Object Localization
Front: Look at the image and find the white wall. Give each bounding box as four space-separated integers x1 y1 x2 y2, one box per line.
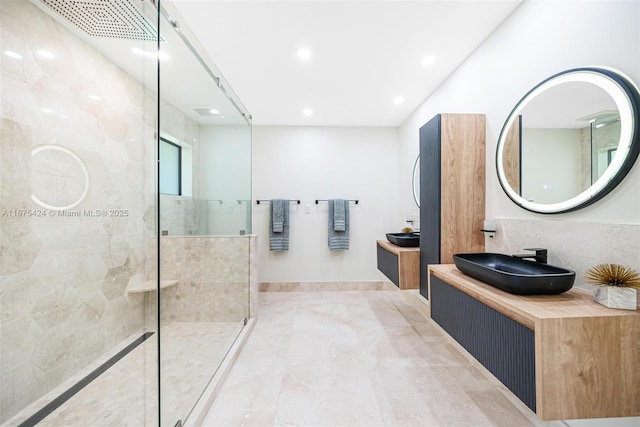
398 0 640 287
250 1 640 286
252 126 400 282
399 0 639 223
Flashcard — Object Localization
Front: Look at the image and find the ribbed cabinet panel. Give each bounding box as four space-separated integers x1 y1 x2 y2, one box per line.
430 276 536 412
376 245 399 287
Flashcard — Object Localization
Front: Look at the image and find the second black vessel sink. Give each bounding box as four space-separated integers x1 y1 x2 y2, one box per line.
453 252 575 295
386 232 420 247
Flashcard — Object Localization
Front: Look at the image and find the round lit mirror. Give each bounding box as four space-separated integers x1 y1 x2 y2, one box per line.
496 67 640 214
412 156 420 207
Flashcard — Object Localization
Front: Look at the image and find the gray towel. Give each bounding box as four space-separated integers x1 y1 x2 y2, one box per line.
328 199 349 250
272 199 285 233
333 198 345 231
270 199 289 251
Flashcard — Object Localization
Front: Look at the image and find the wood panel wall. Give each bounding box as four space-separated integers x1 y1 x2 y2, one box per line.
439 114 486 264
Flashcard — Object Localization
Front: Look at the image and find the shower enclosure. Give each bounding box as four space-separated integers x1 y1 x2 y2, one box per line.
0 1 253 425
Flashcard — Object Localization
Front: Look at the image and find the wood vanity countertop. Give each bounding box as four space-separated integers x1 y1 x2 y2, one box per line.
376 240 420 255
428 264 640 330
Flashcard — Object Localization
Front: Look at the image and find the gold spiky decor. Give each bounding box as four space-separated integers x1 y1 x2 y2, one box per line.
585 264 640 310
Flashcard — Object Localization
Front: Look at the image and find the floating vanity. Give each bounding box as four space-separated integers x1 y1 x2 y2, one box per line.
428 264 640 421
376 240 419 290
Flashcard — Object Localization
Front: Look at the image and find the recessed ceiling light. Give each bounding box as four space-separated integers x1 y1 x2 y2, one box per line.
303 108 313 116
297 48 312 60
4 50 22 59
421 55 437 66
36 49 55 59
88 94 101 100
393 96 405 105
41 108 54 113
209 109 220 115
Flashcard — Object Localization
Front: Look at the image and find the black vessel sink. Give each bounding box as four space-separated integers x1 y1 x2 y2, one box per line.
453 253 575 295
386 232 420 247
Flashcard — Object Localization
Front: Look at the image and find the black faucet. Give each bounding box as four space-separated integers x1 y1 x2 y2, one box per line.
513 248 547 263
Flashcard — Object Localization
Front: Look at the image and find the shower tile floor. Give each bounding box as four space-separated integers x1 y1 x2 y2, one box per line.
5 321 243 427
201 290 568 427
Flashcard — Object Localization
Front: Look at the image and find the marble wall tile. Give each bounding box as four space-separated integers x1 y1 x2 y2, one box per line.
249 235 258 318
1 1 252 423
0 119 32 208
0 2 155 422
487 219 640 304
155 236 255 322
0 272 40 324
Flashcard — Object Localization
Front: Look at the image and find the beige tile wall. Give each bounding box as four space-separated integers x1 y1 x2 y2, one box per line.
0 2 156 421
145 236 256 323
0 1 200 422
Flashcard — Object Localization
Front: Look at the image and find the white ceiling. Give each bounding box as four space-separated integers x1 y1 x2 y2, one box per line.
169 0 523 127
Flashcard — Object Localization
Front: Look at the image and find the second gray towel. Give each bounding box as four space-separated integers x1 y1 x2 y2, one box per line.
270 199 289 251
328 199 349 250
333 198 345 231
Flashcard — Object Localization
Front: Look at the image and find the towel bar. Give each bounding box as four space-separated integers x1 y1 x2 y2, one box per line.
315 199 359 204
256 199 300 205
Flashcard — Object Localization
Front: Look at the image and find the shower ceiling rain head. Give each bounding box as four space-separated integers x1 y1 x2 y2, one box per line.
39 0 164 41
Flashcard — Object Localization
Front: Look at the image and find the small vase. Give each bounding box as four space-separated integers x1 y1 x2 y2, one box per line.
593 287 637 310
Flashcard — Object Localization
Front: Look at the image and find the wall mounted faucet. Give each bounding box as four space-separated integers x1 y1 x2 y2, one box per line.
513 248 547 264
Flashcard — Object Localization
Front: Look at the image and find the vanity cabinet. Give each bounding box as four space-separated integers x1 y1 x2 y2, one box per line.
376 240 419 290
419 114 485 299
428 264 640 421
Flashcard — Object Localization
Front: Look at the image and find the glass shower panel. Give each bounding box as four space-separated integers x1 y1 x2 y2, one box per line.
157 3 252 425
0 0 159 425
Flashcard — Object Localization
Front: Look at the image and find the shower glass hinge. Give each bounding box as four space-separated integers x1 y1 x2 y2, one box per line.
244 318 248 326
174 420 182 427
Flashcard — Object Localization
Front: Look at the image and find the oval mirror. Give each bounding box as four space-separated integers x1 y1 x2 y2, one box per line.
496 67 640 214
412 156 420 208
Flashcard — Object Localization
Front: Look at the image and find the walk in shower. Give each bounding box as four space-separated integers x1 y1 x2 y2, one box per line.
0 0 253 425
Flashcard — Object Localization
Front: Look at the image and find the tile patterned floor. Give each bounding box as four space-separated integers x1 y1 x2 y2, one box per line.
202 290 567 427
4 322 243 427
